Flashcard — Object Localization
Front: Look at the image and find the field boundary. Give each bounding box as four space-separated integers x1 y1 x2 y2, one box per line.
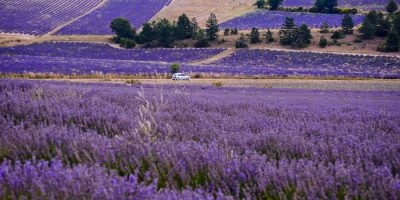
191 48 236 65
3 77 399 91
44 0 109 36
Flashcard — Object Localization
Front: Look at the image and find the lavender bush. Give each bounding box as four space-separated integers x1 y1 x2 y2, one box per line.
220 11 364 30
0 42 226 63
0 0 102 35
0 79 399 199
0 159 222 199
56 0 172 35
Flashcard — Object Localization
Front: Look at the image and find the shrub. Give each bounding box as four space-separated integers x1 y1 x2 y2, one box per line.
119 38 136 49
212 81 224 87
230 28 239 35
265 29 274 43
171 63 180 74
256 0 266 8
195 29 210 47
126 79 141 84
320 21 330 34
319 36 328 48
224 28 230 36
353 37 363 43
250 27 261 43
235 34 248 48
341 14 354 34
331 30 344 39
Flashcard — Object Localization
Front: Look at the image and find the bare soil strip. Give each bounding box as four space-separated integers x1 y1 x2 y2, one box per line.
191 48 236 65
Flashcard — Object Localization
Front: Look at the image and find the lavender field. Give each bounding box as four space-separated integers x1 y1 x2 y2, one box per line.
0 0 102 35
282 0 400 10
0 79 399 199
220 11 364 30
1 43 399 78
0 42 226 63
56 0 172 35
206 49 400 78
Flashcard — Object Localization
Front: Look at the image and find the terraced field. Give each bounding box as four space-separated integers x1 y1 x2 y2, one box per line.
282 0 400 10
0 0 103 35
56 0 172 35
220 11 364 30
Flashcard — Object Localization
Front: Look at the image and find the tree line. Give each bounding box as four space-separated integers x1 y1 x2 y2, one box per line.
111 0 400 52
110 13 219 48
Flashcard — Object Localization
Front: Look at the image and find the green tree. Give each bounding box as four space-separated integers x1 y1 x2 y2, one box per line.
319 36 328 48
386 0 398 14
195 29 210 47
250 27 261 43
269 0 283 10
256 0 266 8
156 19 175 47
359 19 376 39
314 0 325 12
325 0 338 13
375 13 391 37
235 34 248 48
137 23 156 44
120 38 136 49
342 14 354 34
293 24 313 48
392 12 400 34
176 14 194 40
171 63 180 74
331 30 344 39
265 29 274 43
191 18 199 36
385 30 400 52
206 13 219 41
320 21 330 33
365 11 379 25
313 0 338 13
110 18 135 39
280 17 297 45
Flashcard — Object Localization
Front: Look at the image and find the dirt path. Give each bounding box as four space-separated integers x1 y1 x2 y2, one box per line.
44 0 108 36
38 78 400 91
191 48 236 65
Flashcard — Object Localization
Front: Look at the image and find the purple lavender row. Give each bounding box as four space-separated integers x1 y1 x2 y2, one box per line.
220 11 364 30
0 42 226 63
207 49 400 78
56 0 171 35
0 159 223 200
0 0 102 35
0 79 399 199
1 52 399 78
282 0 400 10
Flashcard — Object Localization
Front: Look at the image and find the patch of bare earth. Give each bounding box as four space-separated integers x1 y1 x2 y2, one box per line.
41 78 400 91
153 0 256 27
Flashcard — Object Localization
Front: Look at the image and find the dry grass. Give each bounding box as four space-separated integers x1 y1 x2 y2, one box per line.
2 73 399 91
153 0 256 27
